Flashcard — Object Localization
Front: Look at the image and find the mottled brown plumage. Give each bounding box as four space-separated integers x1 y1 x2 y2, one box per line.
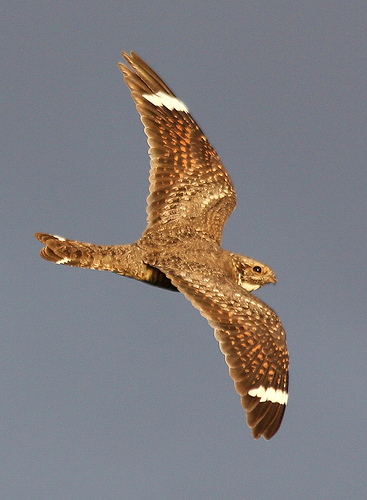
35 52 289 439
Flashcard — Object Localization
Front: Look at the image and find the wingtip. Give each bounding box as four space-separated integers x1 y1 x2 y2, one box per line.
35 232 48 243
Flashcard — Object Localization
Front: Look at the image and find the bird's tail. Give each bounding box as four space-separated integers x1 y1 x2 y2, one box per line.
35 233 176 291
35 233 115 269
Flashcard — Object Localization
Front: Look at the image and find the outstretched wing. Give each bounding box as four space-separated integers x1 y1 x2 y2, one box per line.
119 52 236 245
149 252 289 440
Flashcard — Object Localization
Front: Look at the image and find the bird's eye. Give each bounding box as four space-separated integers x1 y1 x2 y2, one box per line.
253 266 262 273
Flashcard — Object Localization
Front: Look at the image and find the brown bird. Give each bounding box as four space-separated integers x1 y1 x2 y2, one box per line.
36 52 289 439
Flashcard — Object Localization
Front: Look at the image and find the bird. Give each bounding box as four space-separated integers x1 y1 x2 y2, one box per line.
35 51 289 440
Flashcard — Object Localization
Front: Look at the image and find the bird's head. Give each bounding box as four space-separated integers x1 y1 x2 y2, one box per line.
230 253 277 292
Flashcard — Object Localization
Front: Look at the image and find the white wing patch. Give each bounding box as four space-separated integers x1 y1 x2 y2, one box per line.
248 386 288 405
143 91 189 112
56 257 71 265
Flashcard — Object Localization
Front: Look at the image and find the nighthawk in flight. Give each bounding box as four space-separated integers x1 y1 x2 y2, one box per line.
36 52 289 439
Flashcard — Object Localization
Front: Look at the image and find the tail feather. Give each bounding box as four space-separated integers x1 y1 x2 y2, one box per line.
35 233 177 291
35 233 101 268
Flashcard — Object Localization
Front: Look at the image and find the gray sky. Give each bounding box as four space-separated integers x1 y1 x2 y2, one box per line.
2 2 366 499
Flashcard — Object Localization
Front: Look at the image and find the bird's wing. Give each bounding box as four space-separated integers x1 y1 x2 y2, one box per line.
150 252 289 440
119 52 236 245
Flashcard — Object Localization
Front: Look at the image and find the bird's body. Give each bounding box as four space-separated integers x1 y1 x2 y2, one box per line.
36 52 289 439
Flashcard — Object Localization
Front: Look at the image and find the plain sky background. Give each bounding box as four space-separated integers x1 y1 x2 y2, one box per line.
2 2 366 499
